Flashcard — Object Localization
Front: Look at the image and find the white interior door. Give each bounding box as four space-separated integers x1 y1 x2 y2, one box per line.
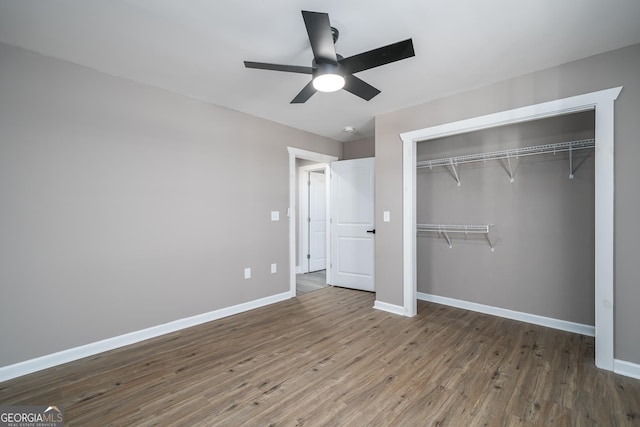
308 171 326 272
331 158 375 292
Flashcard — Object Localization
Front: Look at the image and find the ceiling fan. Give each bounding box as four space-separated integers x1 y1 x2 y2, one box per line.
244 10 415 103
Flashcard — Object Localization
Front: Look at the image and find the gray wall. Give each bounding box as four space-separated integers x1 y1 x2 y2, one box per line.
417 112 595 325
343 136 375 160
0 43 342 367
375 43 640 364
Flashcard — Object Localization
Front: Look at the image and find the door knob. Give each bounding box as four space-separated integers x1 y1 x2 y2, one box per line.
366 229 376 234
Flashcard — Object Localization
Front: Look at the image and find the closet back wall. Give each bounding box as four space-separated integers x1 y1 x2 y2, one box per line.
416 112 595 325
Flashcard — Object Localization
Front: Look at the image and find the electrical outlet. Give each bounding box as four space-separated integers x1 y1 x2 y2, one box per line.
244 268 251 279
383 211 391 222
271 211 279 221
271 263 277 274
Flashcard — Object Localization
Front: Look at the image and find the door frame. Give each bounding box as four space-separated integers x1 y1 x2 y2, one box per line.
288 147 338 297
298 163 329 274
400 87 622 371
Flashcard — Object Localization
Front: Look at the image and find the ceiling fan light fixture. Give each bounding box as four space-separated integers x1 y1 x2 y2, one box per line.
313 73 345 92
312 62 345 92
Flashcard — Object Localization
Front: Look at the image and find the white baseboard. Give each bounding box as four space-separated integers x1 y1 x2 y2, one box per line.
373 300 406 316
614 359 640 380
0 291 291 383
417 292 595 337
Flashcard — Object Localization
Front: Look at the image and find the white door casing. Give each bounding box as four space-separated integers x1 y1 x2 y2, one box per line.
331 158 375 292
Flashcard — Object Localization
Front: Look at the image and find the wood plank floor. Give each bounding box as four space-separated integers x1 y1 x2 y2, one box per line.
296 270 328 295
1 287 639 426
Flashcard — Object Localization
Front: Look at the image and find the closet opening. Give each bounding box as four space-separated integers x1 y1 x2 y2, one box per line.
400 87 622 371
415 111 595 336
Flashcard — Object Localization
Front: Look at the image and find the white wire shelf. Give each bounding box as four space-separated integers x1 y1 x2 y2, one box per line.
417 223 495 252
416 138 595 185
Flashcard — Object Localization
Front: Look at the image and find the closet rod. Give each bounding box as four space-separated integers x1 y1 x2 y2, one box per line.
417 224 491 233
416 138 594 170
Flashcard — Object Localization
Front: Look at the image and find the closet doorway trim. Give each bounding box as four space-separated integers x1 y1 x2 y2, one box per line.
400 86 622 372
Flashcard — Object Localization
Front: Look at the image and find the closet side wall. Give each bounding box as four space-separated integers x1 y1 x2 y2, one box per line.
416 113 595 325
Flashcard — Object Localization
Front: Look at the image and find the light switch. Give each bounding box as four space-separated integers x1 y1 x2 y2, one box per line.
383 211 391 222
271 211 280 221
244 268 251 279
271 263 277 274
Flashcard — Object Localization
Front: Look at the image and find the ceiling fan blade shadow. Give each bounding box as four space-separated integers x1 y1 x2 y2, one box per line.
291 81 317 103
302 11 337 64
341 39 414 74
343 75 380 101
244 61 313 74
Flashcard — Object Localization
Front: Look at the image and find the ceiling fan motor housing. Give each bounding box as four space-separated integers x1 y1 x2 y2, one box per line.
312 57 345 78
330 26 339 43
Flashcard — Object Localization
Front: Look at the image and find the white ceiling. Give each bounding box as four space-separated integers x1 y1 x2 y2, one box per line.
1 1 639 142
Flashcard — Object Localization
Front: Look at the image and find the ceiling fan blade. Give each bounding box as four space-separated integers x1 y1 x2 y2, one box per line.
302 10 337 64
291 81 317 104
343 75 381 101
341 39 415 74
244 61 313 74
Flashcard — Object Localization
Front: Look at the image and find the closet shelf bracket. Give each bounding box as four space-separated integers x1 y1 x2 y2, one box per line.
506 152 515 183
417 224 495 252
449 159 461 186
569 145 574 179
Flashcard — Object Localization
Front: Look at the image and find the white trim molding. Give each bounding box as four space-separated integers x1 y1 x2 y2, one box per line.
373 300 406 316
0 291 290 383
400 87 622 372
418 292 595 337
614 359 640 380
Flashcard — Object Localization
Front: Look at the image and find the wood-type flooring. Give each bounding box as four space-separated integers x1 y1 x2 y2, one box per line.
296 270 328 295
1 286 639 426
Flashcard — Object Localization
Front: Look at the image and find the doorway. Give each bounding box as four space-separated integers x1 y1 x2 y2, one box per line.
297 163 329 295
298 165 328 274
288 147 338 298
400 87 622 371
288 148 377 297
